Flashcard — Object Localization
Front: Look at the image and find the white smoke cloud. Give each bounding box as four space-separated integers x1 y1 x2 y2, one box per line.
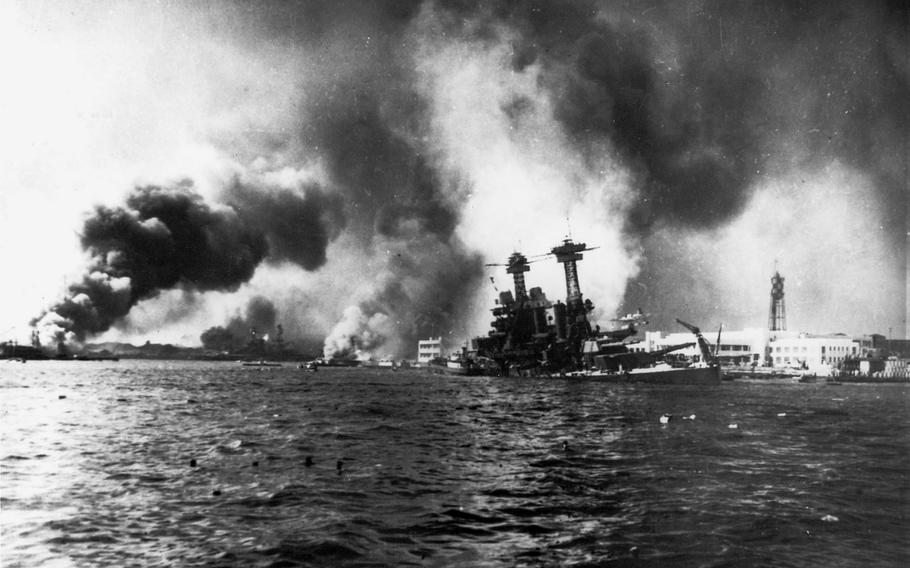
414 20 640 333
323 305 395 361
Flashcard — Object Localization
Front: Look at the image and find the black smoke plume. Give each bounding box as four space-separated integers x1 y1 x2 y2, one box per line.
435 0 907 235
227 182 345 271
200 295 277 353
34 181 343 342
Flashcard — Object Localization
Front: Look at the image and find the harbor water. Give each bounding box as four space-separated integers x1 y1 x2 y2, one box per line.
2 361 908 567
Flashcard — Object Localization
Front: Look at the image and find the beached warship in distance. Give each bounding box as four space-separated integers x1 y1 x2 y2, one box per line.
468 238 722 384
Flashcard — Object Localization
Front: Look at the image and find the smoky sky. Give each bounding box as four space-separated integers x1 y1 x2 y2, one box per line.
226 181 346 270
230 295 277 337
424 0 906 334
200 295 278 352
275 3 486 357
308 90 485 357
304 92 459 241
434 0 907 236
32 0 907 348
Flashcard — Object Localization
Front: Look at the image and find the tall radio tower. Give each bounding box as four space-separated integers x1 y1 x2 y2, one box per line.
768 270 786 332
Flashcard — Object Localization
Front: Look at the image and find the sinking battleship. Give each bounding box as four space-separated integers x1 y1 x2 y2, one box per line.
467 238 722 384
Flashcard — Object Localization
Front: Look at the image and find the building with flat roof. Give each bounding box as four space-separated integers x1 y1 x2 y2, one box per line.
636 327 768 366
768 333 858 372
634 327 864 375
417 337 443 366
623 270 900 377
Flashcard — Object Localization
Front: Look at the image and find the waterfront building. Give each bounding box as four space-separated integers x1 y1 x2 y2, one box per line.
767 333 859 372
636 327 864 376
417 337 442 366
619 267 900 378
637 328 769 366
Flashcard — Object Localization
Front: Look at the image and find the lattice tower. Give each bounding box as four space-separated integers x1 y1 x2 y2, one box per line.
768 271 786 331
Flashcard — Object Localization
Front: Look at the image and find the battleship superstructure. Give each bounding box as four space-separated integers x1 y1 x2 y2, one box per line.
471 238 721 383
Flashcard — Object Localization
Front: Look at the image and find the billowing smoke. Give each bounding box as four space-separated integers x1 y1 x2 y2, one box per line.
33 180 343 344
312 96 485 359
226 181 345 271
28 0 907 353
422 0 907 334
323 306 394 361
200 295 277 353
276 9 490 360
432 0 906 231
322 232 485 360
33 182 265 343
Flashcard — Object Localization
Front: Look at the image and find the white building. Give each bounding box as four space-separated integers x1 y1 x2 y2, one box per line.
633 326 862 376
637 327 769 365
417 337 443 366
768 332 859 372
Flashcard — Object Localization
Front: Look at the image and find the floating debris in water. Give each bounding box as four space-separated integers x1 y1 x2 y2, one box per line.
777 412 787 417
682 414 696 420
821 514 839 522
190 459 197 467
305 456 314 467
659 414 671 424
728 423 739 429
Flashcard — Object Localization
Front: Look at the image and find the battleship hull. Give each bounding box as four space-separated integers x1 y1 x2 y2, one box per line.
475 238 725 383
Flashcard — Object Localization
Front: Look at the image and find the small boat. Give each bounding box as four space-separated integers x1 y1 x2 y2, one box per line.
429 353 483 376
241 360 282 367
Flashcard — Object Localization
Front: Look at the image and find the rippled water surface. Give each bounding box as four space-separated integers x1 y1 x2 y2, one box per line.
2 361 908 567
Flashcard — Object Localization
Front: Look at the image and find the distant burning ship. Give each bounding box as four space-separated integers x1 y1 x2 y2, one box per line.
469 238 722 383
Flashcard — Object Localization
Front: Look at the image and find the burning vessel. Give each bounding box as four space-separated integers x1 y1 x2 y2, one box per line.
470 238 722 384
